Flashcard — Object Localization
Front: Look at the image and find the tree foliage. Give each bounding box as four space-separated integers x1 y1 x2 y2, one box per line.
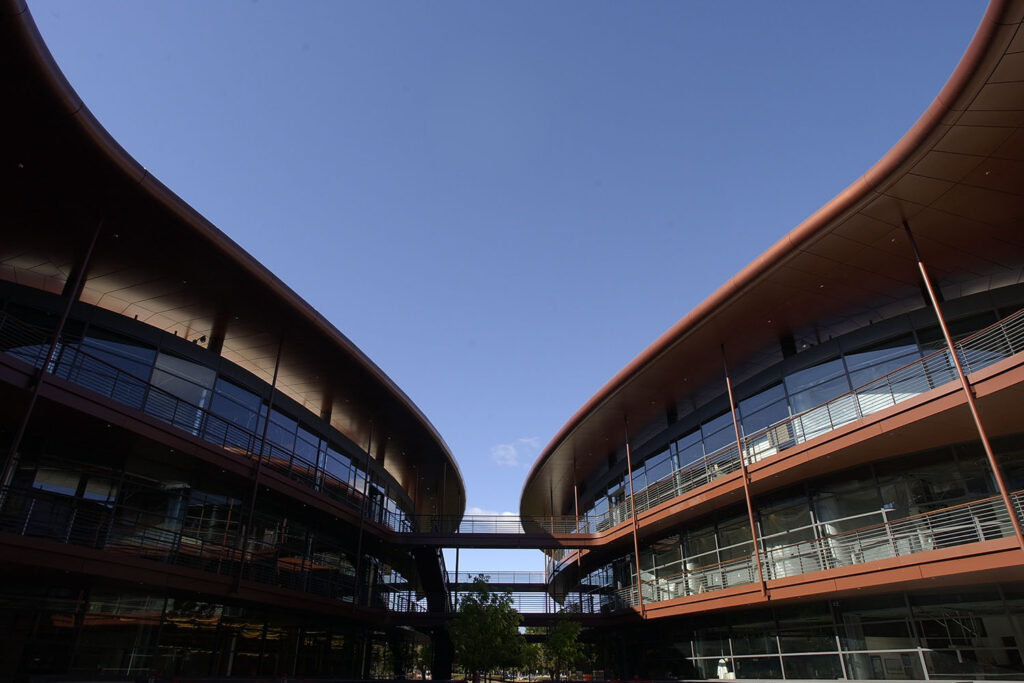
544 617 583 680
447 576 524 676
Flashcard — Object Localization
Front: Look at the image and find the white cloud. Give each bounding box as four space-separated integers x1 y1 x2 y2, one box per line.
466 506 517 516
489 436 541 467
491 443 520 467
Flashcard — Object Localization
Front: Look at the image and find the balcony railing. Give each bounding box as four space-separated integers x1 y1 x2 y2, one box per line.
574 306 1024 541
0 313 415 533
632 491 1023 607
419 514 582 535
0 485 427 613
448 570 547 585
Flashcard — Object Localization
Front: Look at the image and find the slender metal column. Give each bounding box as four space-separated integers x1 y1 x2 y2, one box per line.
1 218 103 490
721 345 769 597
903 222 1024 552
623 418 646 617
352 422 374 607
453 546 460 608
440 461 447 531
549 480 555 534
234 336 285 592
573 456 583 570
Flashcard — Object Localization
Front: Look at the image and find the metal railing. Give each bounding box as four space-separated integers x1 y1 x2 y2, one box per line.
571 306 1024 542
0 485 428 613
447 570 547 585
419 514 581 535
635 491 1023 606
0 313 415 533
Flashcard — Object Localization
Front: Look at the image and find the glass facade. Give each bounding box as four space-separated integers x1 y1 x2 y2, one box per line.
599 585 1024 680
572 299 1016 538
0 583 416 678
570 438 1023 609
0 296 415 533
0 286 446 679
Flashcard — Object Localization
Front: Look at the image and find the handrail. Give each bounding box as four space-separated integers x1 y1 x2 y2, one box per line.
5 304 1023 549
7 483 1005 617
569 305 1024 545
447 570 547 584
0 312 416 533
0 485 427 613
629 491 1023 608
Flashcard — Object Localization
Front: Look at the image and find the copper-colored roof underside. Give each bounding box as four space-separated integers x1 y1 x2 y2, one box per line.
0 0 464 519
522 0 1024 517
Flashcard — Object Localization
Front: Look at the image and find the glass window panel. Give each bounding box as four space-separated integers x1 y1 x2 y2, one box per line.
643 449 673 486
210 379 260 430
782 654 843 679
844 334 917 371
790 375 851 413
738 383 786 417
702 423 735 455
683 525 717 565
79 332 155 379
776 603 836 654
33 467 80 496
156 601 224 675
673 428 701 453
82 476 117 504
294 427 320 467
265 409 297 452
676 430 704 468
732 617 780 655
849 352 921 390
151 353 216 404
812 469 881 529
785 357 845 395
835 595 914 652
691 626 731 661
741 397 790 435
62 334 154 408
735 656 783 679
147 354 216 433
701 412 732 442
759 497 812 540
717 515 753 562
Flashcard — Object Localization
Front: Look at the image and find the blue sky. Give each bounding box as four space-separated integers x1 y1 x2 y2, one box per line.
29 0 986 571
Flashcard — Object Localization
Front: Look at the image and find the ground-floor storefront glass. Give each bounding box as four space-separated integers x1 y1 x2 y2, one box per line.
0 581 420 679
600 583 1024 680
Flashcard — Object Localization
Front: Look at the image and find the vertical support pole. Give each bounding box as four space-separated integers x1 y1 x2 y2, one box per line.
352 422 374 608
453 546 460 608
234 336 285 592
1 218 103 490
549 480 555 534
413 464 420 529
722 345 769 596
440 461 447 531
573 455 583 571
903 222 1024 552
623 418 646 617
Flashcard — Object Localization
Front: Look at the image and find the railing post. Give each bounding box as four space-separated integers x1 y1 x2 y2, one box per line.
623 417 646 617
1 218 103 490
903 222 1024 555
721 345 769 598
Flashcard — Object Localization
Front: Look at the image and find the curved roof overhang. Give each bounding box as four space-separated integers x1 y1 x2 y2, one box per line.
0 0 465 519
522 0 1024 517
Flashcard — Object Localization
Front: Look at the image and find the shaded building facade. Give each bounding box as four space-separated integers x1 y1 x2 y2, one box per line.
1 1 464 678
522 0 1024 679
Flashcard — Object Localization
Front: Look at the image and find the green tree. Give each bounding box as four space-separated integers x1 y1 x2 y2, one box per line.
544 617 582 681
447 576 525 678
520 642 544 677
